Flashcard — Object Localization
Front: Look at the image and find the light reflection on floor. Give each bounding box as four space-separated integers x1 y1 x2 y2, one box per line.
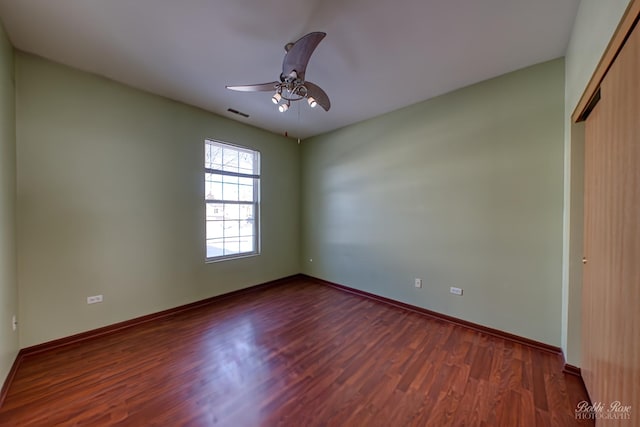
198 313 271 425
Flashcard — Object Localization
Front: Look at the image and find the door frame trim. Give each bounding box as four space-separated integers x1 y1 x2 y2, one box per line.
572 0 640 122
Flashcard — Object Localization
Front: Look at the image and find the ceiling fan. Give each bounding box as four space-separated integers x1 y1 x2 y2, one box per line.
226 32 331 112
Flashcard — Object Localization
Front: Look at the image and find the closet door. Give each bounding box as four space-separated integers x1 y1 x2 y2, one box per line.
583 21 639 424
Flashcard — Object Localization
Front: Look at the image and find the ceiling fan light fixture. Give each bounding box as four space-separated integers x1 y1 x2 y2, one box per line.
307 96 317 108
226 33 330 112
278 102 289 113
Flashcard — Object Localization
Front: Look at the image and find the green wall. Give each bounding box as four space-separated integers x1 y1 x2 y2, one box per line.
15 52 300 347
561 0 632 365
0 23 17 386
302 59 565 346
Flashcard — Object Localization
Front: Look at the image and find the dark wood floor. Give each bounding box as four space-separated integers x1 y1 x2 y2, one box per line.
0 278 592 426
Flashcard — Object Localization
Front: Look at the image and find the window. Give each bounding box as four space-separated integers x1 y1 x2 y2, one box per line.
205 140 260 261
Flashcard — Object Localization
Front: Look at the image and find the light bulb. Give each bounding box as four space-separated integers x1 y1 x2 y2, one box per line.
307 96 317 108
272 92 282 104
278 102 289 112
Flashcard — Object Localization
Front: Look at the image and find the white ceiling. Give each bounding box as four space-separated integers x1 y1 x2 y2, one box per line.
0 0 579 139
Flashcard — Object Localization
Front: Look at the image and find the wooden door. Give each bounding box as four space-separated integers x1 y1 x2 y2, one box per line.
582 21 640 426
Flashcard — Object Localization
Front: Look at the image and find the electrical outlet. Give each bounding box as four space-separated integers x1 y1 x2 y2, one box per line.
12 315 17 331
87 295 103 304
450 287 463 296
414 278 422 288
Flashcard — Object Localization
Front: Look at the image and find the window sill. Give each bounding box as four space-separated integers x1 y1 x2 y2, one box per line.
205 252 260 264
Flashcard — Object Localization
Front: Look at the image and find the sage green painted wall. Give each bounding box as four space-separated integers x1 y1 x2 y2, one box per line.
302 59 565 346
16 52 300 347
561 0 631 366
0 23 18 385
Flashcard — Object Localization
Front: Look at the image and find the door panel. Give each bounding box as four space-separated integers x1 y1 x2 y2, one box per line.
583 21 640 426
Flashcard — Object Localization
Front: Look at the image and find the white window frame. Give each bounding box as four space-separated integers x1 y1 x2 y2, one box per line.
204 139 260 262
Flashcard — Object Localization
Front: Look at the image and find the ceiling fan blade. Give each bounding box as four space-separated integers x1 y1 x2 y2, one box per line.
305 81 331 111
226 82 280 92
282 32 326 81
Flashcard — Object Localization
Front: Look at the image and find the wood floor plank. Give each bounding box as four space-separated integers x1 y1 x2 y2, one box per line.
0 278 592 426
